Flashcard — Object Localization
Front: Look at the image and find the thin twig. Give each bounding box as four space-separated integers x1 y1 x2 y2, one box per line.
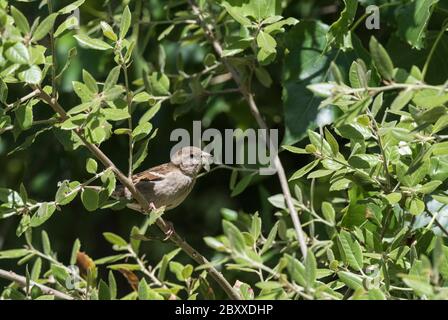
422 19 448 79
122 62 134 179
4 89 40 112
0 269 74 300
35 87 240 300
47 0 57 98
127 245 167 289
188 0 308 259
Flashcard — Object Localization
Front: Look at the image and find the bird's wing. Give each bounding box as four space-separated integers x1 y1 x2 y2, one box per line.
132 163 176 183
113 162 176 199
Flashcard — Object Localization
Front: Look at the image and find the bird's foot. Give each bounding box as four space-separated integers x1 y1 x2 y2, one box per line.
163 220 175 241
149 202 157 211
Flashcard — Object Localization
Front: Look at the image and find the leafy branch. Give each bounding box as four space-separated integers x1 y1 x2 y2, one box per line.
35 87 241 300
188 0 308 259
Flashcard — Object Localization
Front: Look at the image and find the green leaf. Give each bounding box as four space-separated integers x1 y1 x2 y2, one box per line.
204 237 226 251
369 36 394 81
324 127 339 155
138 278 150 300
31 258 42 281
254 67 273 88
401 274 433 296
337 123 371 140
409 198 425 215
120 6 132 39
98 280 111 300
256 281 283 291
260 222 278 255
137 278 163 300
289 160 320 181
139 102 162 124
337 271 363 290
59 0 86 14
32 13 58 42
281 20 348 144
413 89 448 108
103 86 124 101
54 16 78 37
55 181 80 205
0 79 8 104
74 34 112 50
224 0 279 20
60 114 87 130
147 72 170 95
348 154 380 169
19 65 42 84
231 174 254 197
338 230 363 271
222 220 246 254
108 271 117 300
15 101 33 129
285 254 306 286
107 263 140 271
304 250 317 289
5 43 30 64
222 2 252 26
101 21 117 42
103 232 127 247
308 130 333 156
257 31 277 53
264 17 299 33
132 137 150 171
94 254 128 265
415 180 442 194
391 90 413 111
396 0 439 49
282 145 308 154
86 158 98 174
348 61 365 89
250 212 262 240
81 188 99 211
30 202 56 227
104 66 121 91
0 249 31 260
11 6 30 34
326 0 358 50
132 122 153 142
386 193 402 205
102 108 130 121
82 70 98 93
70 239 81 265
371 92 384 117
157 24 175 41
321 202 335 224
72 81 94 102
41 230 51 255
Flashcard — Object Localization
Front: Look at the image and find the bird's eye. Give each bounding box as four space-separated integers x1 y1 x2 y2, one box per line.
190 153 194 159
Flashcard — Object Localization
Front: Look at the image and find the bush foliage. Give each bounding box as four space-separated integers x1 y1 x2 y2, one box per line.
1 0 448 300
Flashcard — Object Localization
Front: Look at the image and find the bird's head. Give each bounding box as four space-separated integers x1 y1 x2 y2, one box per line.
171 146 212 176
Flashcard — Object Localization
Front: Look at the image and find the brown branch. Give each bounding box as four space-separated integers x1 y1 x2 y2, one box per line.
0 269 74 300
188 0 308 258
35 88 240 300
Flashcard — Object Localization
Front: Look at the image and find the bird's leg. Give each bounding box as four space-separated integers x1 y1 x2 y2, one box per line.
124 187 132 200
162 220 175 241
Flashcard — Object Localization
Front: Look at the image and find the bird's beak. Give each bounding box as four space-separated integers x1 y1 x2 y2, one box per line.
201 152 212 172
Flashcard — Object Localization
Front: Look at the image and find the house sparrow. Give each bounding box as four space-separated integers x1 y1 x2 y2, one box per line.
113 146 212 211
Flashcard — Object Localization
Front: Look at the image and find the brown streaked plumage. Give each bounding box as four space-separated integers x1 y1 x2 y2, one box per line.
113 146 211 211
